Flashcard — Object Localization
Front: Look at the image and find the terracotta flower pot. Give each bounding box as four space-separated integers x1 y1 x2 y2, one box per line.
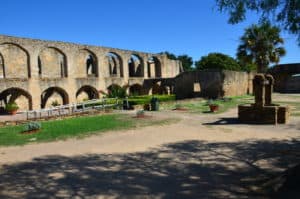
8 109 18 115
209 104 219 112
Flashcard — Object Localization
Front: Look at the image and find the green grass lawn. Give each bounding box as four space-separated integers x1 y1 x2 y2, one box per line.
273 101 300 117
0 114 177 147
160 95 254 114
127 94 176 105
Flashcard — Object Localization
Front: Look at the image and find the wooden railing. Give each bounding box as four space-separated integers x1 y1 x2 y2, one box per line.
26 98 120 120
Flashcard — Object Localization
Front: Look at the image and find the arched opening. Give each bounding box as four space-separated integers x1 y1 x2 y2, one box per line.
0 43 30 78
76 85 99 102
0 87 33 111
41 87 69 108
0 53 5 78
152 83 167 95
106 52 123 77
148 56 161 78
38 47 67 78
129 84 143 96
37 56 42 77
77 49 98 77
86 55 97 76
128 54 144 77
107 84 122 90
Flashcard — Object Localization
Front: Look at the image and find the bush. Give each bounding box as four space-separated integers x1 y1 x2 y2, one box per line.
107 86 127 98
51 100 60 107
195 53 241 71
136 110 145 117
23 122 41 132
5 102 19 112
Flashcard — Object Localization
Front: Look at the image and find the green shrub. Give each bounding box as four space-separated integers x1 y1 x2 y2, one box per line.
51 100 60 107
108 86 127 98
5 102 19 112
23 122 41 132
195 53 241 71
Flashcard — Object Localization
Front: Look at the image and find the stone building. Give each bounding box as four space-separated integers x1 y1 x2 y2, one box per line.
268 63 300 93
0 35 181 111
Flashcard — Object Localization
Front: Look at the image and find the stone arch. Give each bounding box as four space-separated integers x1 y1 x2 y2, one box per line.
129 84 143 96
128 54 144 77
152 83 167 95
41 87 69 108
38 47 68 78
0 43 30 78
0 53 4 78
0 87 33 111
106 52 123 77
77 49 98 77
76 85 99 102
148 56 161 78
107 84 122 92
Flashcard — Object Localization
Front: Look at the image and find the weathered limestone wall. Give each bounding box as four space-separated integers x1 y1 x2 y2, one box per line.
0 43 29 78
285 76 300 93
174 70 253 99
269 63 300 93
0 35 181 110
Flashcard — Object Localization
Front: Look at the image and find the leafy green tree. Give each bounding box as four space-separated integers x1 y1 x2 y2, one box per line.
161 51 177 60
195 53 241 71
177 54 194 71
237 22 286 73
216 0 300 43
160 52 194 71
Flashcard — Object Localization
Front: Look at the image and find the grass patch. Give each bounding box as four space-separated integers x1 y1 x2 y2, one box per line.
128 94 176 105
273 101 300 117
0 113 177 147
161 95 254 114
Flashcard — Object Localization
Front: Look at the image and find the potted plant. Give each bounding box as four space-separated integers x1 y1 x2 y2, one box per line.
207 100 220 112
5 102 19 115
51 100 60 107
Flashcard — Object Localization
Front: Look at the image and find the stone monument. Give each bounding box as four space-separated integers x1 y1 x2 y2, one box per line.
238 74 290 124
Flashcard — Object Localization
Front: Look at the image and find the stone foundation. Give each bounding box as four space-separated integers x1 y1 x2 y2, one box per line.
238 104 290 124
238 74 290 125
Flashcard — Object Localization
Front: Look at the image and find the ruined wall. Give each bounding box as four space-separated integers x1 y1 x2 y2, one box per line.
0 35 181 110
174 70 253 99
269 63 300 93
0 43 29 78
284 76 300 93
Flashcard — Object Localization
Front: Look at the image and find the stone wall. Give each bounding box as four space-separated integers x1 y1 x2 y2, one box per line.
174 70 253 99
269 63 300 93
0 35 181 110
284 75 300 93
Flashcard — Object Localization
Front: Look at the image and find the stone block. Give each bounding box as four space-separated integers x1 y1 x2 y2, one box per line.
277 106 290 124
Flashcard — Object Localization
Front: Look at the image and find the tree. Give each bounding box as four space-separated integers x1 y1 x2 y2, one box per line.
160 52 194 71
237 22 286 73
161 51 177 60
177 55 194 71
216 0 300 44
195 53 241 71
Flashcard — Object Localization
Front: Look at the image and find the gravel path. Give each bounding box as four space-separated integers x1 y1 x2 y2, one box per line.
0 94 300 198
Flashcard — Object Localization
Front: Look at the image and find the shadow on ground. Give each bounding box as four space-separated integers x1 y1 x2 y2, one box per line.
1 139 300 199
202 117 240 125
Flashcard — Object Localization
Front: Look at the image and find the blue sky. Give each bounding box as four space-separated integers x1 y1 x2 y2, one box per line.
1 0 299 65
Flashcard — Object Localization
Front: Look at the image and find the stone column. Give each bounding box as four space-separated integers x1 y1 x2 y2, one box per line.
122 54 130 81
265 74 274 106
253 74 265 108
143 58 148 78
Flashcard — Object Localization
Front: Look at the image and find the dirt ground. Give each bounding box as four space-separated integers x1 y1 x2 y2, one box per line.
0 94 300 199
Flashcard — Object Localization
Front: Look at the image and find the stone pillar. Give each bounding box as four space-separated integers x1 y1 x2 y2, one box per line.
265 74 274 106
143 58 148 78
253 74 265 108
122 54 129 81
